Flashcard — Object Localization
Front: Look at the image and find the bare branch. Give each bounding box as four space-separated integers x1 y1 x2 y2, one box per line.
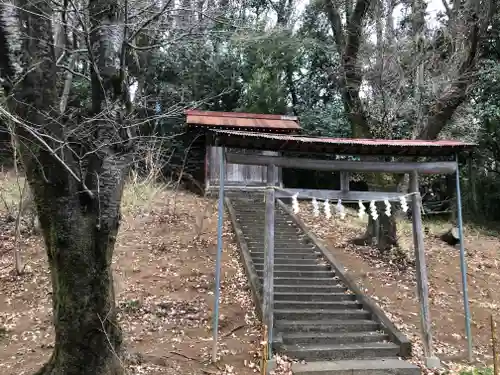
56 60 91 81
0 106 94 198
128 0 174 42
441 0 451 17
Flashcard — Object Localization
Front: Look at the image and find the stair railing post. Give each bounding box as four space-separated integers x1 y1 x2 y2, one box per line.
212 145 225 363
264 164 276 361
409 171 440 368
455 154 473 362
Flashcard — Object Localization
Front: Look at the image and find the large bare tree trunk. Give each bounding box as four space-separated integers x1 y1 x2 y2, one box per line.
27 153 125 375
324 0 397 251
32 192 123 375
323 0 493 252
351 181 398 252
353 203 398 252
324 0 372 138
1 0 128 373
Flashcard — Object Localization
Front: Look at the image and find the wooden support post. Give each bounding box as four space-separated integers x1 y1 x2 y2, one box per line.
492 315 499 375
204 143 210 191
340 172 349 192
409 171 440 368
263 164 276 361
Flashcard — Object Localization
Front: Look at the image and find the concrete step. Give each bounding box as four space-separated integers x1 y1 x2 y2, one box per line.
251 252 320 260
246 230 298 235
255 258 320 265
257 270 335 278
249 243 315 249
249 247 318 252
291 359 421 375
282 331 388 346
247 242 313 247
239 217 291 220
238 218 292 223
238 216 292 219
248 247 318 253
274 308 370 321
246 238 305 243
258 277 340 286
230 202 416 374
271 285 348 294
252 257 320 264
249 243 314 249
249 246 316 251
239 223 294 228
241 225 299 230
246 240 307 244
243 234 306 241
240 218 294 222
282 342 400 361
274 300 361 310
253 263 331 272
247 243 315 248
273 292 356 302
275 320 380 333
242 225 299 231
234 209 268 212
242 226 301 231
235 211 277 215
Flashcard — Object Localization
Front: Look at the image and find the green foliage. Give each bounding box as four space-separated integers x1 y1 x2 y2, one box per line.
459 367 493 375
233 29 299 114
109 0 500 220
238 64 288 114
466 58 500 220
297 101 349 137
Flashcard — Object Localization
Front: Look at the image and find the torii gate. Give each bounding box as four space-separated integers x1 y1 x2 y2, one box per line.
209 129 475 369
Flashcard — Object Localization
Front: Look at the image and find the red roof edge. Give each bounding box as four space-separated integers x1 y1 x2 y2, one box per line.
184 109 298 122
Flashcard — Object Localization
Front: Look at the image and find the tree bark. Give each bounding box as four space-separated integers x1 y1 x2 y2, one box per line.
324 0 372 138
352 182 398 252
1 1 128 374
324 0 398 251
412 0 426 137
275 0 298 115
32 195 123 375
353 201 398 252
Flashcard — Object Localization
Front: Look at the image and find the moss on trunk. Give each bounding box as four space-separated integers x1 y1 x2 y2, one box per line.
32 191 124 375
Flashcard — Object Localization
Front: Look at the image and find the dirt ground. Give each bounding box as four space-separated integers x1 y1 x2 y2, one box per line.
298 202 500 374
0 174 264 375
3 172 497 375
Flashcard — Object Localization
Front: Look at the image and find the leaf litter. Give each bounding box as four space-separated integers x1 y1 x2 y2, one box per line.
0 182 275 375
9 183 496 375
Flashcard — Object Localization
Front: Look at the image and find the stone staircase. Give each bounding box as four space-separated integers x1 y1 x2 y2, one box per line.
226 193 420 375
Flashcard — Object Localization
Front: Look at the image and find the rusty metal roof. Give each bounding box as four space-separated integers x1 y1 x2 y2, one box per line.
185 110 300 132
209 130 475 157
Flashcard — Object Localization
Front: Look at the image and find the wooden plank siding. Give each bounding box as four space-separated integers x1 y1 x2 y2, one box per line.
207 146 281 187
